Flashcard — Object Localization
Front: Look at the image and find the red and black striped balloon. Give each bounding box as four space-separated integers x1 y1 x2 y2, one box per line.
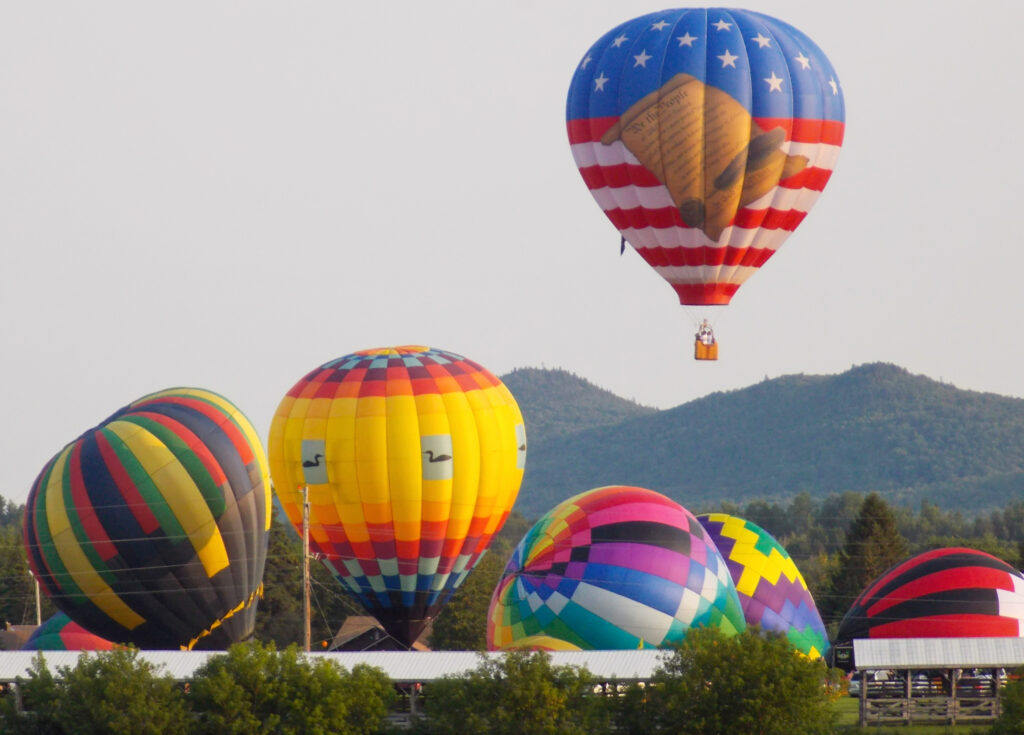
835 547 1024 646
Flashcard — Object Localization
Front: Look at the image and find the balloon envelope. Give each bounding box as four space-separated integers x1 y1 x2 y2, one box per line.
697 512 829 658
23 388 272 650
268 346 526 647
23 612 116 651
488 486 745 650
834 547 1024 650
567 8 845 305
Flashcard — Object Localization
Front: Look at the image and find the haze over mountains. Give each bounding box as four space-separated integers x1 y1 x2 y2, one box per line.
501 364 1024 520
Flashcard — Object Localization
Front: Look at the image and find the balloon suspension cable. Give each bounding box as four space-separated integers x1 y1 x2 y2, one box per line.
681 304 729 333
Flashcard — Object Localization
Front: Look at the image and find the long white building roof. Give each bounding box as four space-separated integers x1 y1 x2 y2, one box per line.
0 649 668 683
6 638 1017 682
853 638 1024 670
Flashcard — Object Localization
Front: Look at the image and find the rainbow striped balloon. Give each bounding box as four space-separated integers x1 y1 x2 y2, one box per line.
22 612 116 651
488 486 745 650
697 513 829 658
23 388 271 650
269 346 526 647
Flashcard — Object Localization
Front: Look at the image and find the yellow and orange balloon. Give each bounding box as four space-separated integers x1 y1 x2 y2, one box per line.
268 346 526 646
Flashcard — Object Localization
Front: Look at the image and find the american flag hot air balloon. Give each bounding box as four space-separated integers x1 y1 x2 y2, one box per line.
567 8 845 356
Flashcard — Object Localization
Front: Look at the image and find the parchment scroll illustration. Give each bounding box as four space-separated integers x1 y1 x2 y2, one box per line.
601 73 808 241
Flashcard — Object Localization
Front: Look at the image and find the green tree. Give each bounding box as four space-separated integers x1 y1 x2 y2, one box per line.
254 518 365 648
0 525 41 628
0 650 189 735
253 519 305 646
0 652 62 734
494 511 531 548
822 492 909 624
0 497 23 529
189 640 393 735
421 650 609 735
428 511 528 651
991 668 1024 734
628 627 840 735
0 501 58 630
54 649 189 735
429 551 506 651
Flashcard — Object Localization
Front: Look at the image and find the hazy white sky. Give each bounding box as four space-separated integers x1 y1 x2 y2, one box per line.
3 1 1023 505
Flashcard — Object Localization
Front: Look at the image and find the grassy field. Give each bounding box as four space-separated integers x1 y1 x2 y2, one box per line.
831 696 992 733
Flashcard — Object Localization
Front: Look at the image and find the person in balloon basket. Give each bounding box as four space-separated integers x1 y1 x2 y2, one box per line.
696 320 716 346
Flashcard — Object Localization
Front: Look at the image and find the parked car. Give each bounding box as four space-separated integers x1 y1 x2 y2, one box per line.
848 674 861 697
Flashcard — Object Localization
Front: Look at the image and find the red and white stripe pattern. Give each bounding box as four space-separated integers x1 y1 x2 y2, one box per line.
569 116 844 305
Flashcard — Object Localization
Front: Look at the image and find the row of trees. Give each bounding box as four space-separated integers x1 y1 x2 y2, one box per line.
0 630 842 735
737 492 1024 628
715 491 1024 572
0 642 395 735
420 628 846 735
10 630 1024 735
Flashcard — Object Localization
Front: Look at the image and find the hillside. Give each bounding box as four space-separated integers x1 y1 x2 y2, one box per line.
499 367 657 449
505 363 1024 519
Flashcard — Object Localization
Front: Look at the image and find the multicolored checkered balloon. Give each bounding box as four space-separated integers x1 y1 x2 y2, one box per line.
697 513 829 658
488 486 744 650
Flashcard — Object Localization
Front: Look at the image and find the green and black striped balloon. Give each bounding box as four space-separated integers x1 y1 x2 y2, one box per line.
23 388 271 650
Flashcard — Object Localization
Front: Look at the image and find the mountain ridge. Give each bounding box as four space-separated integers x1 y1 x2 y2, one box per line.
500 363 1024 519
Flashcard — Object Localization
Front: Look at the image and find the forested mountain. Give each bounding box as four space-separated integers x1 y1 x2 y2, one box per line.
500 367 657 448
504 363 1024 519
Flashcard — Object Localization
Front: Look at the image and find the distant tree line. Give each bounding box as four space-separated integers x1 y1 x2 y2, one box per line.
1 491 1021 648
707 491 1024 629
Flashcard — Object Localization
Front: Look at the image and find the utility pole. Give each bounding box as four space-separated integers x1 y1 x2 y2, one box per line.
31 571 41 626
302 485 311 652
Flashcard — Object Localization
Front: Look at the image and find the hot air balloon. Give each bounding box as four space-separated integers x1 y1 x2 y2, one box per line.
697 512 829 658
488 486 745 651
268 346 526 648
23 612 116 651
23 388 272 650
831 547 1024 669
567 8 845 358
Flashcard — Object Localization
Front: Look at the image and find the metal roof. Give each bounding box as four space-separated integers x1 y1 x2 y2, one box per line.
0 649 667 683
854 638 1024 670
308 650 667 682
0 651 220 682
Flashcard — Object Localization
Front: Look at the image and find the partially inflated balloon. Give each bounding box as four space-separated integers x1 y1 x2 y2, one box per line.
834 548 1024 650
23 612 116 651
567 8 844 306
268 346 526 647
23 388 271 650
697 513 828 658
488 486 744 650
